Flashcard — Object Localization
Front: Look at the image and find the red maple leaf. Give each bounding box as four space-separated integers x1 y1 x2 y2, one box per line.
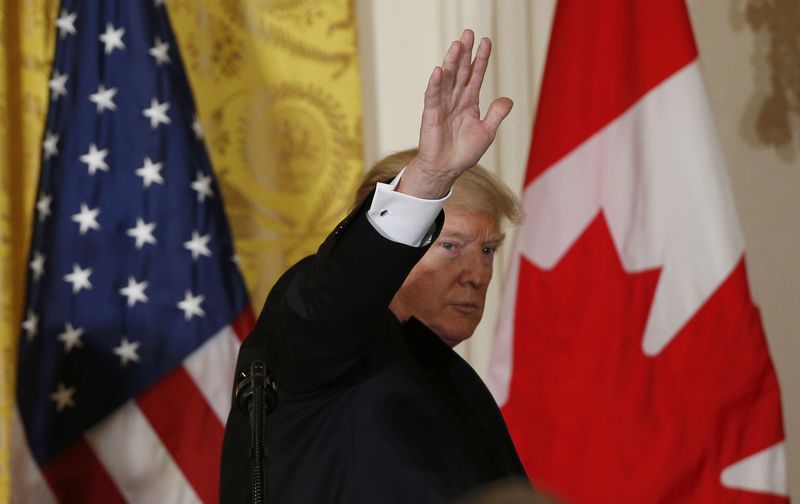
503 214 786 503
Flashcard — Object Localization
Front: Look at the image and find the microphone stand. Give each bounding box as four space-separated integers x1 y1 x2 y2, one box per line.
235 361 278 504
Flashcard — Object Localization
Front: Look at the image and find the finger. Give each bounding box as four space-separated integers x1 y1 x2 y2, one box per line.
423 66 443 112
455 29 475 89
463 37 491 102
440 40 462 99
483 97 513 138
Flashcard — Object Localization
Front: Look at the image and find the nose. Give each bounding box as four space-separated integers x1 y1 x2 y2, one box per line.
457 251 492 289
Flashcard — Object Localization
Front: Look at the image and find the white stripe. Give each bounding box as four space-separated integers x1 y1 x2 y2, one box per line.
84 401 201 503
489 61 745 402
11 408 57 504
721 442 788 496
183 324 242 422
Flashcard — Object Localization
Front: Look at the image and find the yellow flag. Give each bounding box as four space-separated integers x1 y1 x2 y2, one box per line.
168 0 364 304
0 3 57 501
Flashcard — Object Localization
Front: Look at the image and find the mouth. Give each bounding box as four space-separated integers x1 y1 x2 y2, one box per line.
450 303 480 315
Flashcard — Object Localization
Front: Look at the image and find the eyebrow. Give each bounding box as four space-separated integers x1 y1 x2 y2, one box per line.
442 231 506 244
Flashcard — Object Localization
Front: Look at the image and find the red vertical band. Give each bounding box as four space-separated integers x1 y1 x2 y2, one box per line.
527 0 698 184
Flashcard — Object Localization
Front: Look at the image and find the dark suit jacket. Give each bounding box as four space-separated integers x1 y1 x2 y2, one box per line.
220 198 527 503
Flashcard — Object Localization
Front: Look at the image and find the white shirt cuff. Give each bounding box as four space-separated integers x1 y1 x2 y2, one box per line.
366 168 450 247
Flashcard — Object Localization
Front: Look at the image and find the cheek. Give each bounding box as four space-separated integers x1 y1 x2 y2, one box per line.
413 271 449 303
400 269 442 306
411 273 457 316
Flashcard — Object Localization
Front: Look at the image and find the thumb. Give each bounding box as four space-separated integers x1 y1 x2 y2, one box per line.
483 97 513 137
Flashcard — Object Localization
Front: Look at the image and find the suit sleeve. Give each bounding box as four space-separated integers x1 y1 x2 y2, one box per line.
242 192 444 394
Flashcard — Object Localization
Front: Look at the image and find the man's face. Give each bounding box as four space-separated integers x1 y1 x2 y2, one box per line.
390 207 503 347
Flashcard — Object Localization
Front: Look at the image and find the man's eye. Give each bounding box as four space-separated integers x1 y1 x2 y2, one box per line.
481 246 496 256
441 242 455 250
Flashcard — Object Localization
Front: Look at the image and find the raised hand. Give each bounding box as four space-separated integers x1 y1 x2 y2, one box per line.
398 29 513 200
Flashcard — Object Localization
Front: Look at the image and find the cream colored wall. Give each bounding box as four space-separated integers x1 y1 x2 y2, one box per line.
357 0 798 497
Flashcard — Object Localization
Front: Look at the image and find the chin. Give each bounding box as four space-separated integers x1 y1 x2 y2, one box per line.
439 327 477 348
428 314 481 348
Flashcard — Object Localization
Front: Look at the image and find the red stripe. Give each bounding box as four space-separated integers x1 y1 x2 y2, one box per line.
231 306 255 341
41 438 126 504
137 366 225 503
526 0 698 184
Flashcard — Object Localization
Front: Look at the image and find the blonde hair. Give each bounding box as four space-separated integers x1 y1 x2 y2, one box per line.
354 149 522 228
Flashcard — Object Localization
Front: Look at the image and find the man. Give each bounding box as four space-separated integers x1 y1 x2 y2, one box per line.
221 30 528 503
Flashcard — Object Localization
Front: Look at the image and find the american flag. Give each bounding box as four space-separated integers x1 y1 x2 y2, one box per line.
13 1 253 502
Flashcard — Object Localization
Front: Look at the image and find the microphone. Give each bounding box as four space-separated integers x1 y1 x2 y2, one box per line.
235 361 278 415
235 361 278 504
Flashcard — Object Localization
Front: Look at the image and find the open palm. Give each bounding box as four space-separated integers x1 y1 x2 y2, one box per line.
401 30 513 199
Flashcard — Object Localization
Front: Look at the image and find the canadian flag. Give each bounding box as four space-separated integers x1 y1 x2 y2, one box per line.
488 1 789 502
